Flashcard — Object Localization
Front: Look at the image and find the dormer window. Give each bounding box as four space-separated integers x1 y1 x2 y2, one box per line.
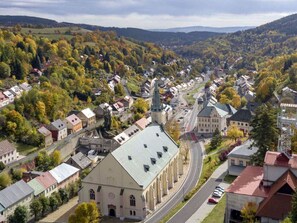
156 133 159 137
144 144 147 148
163 146 168 152
144 165 150 172
128 156 132 160
151 158 156 164
157 152 163 158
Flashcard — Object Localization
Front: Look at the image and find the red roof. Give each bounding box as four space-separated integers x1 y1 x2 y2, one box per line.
264 151 297 168
36 172 57 189
226 166 268 197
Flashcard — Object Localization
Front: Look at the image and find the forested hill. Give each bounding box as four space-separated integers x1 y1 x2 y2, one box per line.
177 13 297 69
0 15 221 46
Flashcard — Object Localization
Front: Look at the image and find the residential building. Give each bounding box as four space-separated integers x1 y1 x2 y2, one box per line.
64 114 83 134
228 107 253 135
27 178 46 197
119 96 134 109
49 163 79 189
197 101 236 137
225 151 297 222
77 108 96 127
79 124 183 220
38 126 53 147
9 85 23 98
19 82 32 92
0 180 34 222
0 140 19 165
35 172 58 197
112 101 125 114
66 152 92 171
2 90 14 103
227 140 258 176
47 119 67 141
135 117 151 130
94 103 113 118
0 92 9 108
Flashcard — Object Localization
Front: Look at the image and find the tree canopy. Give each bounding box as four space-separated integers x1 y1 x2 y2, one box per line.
68 201 101 223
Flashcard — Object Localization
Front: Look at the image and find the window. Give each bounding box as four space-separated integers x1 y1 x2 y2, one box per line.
130 210 133 215
89 189 95 200
133 211 136 216
130 195 136 206
231 159 235 166
239 160 244 166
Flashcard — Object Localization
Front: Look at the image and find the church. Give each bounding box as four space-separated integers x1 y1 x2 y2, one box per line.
79 82 183 220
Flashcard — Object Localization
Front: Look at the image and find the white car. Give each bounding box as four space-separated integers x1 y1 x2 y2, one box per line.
215 186 225 193
213 191 223 198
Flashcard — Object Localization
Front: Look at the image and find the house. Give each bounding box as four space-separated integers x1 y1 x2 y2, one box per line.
225 151 297 223
112 102 125 114
0 180 34 222
47 119 67 141
197 101 236 137
19 82 32 92
0 140 19 165
27 178 46 197
2 90 14 103
94 103 113 118
227 140 258 176
77 108 96 127
49 163 79 189
35 172 58 197
64 114 83 134
228 107 253 135
38 126 53 147
9 85 23 98
119 96 134 109
79 124 183 220
135 117 151 130
0 92 9 108
162 104 173 121
66 152 92 171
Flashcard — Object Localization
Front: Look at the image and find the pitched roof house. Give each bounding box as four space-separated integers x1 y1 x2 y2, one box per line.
49 163 79 189
38 126 53 147
0 92 9 108
0 140 19 165
64 114 83 134
66 152 92 170
77 108 96 127
35 172 58 197
228 107 254 135
225 151 297 222
47 119 67 141
0 180 34 221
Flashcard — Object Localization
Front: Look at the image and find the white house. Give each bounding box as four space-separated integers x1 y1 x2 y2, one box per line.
0 140 19 165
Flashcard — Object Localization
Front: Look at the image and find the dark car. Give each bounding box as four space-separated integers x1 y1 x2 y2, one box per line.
208 197 218 204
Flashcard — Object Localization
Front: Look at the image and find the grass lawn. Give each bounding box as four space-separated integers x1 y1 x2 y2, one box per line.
16 142 39 156
184 84 204 105
205 138 233 155
202 195 226 223
126 76 143 93
224 174 237 184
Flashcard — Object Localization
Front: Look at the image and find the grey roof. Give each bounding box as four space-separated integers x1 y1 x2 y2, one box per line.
228 107 253 122
49 163 79 183
48 119 66 131
111 124 179 189
198 104 228 118
228 140 258 159
0 180 33 208
38 126 52 137
215 102 237 115
68 152 92 169
0 140 16 157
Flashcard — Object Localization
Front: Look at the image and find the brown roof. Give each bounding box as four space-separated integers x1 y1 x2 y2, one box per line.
256 170 297 219
0 140 16 157
135 117 149 130
65 114 82 126
38 126 52 137
35 172 57 189
226 166 268 197
264 151 297 168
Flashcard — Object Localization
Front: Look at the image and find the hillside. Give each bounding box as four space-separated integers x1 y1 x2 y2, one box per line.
0 15 221 46
151 26 254 33
177 13 297 69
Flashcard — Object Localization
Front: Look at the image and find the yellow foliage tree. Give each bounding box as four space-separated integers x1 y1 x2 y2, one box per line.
227 125 243 142
240 202 258 223
68 201 100 223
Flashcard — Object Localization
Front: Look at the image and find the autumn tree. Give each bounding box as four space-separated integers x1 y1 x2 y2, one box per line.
227 125 244 142
0 62 11 78
133 98 149 114
240 202 258 223
50 150 61 167
219 87 241 109
0 172 12 189
250 104 279 166
165 120 180 142
68 201 101 223
114 83 125 96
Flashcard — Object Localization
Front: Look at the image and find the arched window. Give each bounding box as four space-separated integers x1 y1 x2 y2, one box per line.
130 195 136 206
90 189 95 200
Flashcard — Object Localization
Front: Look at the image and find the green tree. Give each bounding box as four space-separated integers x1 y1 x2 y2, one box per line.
11 168 25 182
59 188 69 204
0 62 11 78
133 98 149 114
0 161 5 171
241 202 257 223
114 83 125 96
8 205 29 223
209 128 222 150
30 199 42 220
49 195 59 211
291 189 297 223
68 201 100 223
39 196 50 216
227 125 244 142
0 172 12 189
250 104 279 166
50 150 61 167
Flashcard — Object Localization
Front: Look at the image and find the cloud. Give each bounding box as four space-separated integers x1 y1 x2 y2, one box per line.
0 0 296 28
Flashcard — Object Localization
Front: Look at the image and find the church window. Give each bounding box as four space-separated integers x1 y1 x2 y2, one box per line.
90 189 95 200
130 195 136 206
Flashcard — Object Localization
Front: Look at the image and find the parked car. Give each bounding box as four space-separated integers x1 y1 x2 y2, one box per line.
215 185 225 193
213 191 223 198
208 197 218 204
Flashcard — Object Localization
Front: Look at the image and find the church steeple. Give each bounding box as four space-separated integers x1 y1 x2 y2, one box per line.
151 81 162 112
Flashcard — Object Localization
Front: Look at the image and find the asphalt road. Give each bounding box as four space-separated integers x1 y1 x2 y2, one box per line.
168 171 227 223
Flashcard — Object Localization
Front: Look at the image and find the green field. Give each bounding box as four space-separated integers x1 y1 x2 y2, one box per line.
202 195 226 223
16 142 39 156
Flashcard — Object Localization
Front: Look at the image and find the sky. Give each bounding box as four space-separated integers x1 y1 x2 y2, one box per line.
0 0 296 29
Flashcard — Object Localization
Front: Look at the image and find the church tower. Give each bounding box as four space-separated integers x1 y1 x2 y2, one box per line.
151 81 166 125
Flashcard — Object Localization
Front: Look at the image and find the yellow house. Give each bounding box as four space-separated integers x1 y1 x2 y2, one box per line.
79 124 183 220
